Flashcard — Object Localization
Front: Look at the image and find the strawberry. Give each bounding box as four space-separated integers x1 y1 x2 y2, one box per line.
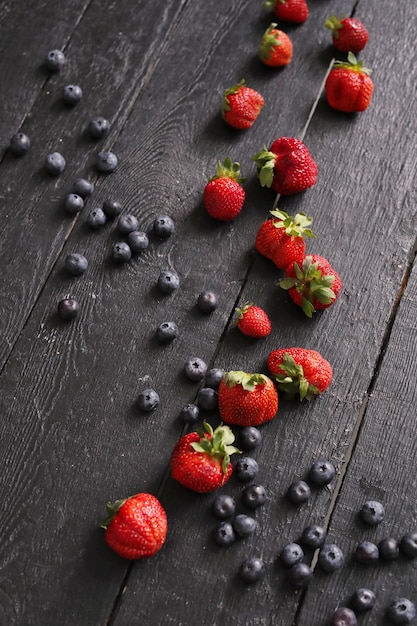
267 348 332 400
221 80 264 130
279 254 342 317
218 371 278 427
260 23 293 67
235 303 272 338
203 157 245 221
170 421 240 493
101 493 168 559
264 0 309 24
325 15 369 53
252 137 318 195
325 52 373 113
255 209 314 269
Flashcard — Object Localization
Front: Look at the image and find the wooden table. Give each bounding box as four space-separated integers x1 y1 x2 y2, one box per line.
1 0 417 624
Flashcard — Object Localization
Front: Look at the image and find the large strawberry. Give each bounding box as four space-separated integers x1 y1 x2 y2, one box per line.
235 303 272 338
204 157 245 221
218 370 278 426
325 15 369 53
253 137 318 195
267 348 332 400
260 23 293 67
325 52 373 113
170 421 240 493
101 493 168 559
279 254 342 317
264 0 309 24
222 80 264 129
255 209 314 269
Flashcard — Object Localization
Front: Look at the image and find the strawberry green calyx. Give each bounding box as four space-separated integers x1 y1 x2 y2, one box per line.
260 23 282 58
279 255 336 318
191 421 240 474
273 353 319 401
332 51 372 75
222 79 245 115
269 209 315 238
252 146 276 187
224 370 269 392
100 498 128 529
235 302 253 320
209 156 245 183
325 15 344 36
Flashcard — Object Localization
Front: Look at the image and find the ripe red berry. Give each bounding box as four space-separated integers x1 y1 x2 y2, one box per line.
325 52 373 113
235 303 272 338
325 15 369 53
221 80 264 130
203 157 245 221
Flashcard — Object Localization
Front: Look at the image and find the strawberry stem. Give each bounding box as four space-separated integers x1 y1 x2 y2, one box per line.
191 421 240 474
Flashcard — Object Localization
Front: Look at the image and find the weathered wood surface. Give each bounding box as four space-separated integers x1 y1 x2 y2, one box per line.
1 0 417 624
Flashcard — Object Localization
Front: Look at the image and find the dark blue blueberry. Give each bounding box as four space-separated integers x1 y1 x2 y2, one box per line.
153 214 175 239
63 193 84 214
96 151 118 174
157 270 180 294
239 557 265 584
137 389 160 412
212 494 236 519
308 459 336 487
179 403 199 425
184 357 207 382
10 132 31 156
213 521 235 547
234 456 259 483
386 598 416 625
238 426 262 451
378 537 400 561
57 297 80 321
350 588 376 613
330 607 357 626
45 49 66 71
286 479 311 505
155 321 179 344
241 484 267 510
73 178 94 198
360 500 385 526
127 231 149 253
318 543 344 572
399 531 417 558
197 387 218 412
86 207 107 229
197 290 219 313
89 116 110 139
204 368 224 389
280 543 304 568
112 242 132 264
233 514 257 538
287 562 313 589
64 253 88 276
355 540 379 565
117 214 139 235
103 199 123 218
300 524 327 549
62 84 83 106
45 151 66 175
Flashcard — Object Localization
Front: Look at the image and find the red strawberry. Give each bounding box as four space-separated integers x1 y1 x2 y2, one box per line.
325 52 373 113
235 303 272 338
101 493 168 560
203 157 245 221
170 421 240 493
222 80 264 129
255 209 314 269
264 0 309 24
253 137 318 195
279 254 342 317
267 348 332 400
260 23 293 67
325 15 369 53
218 371 278 426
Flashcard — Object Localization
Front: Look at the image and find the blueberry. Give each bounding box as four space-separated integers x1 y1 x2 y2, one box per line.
386 598 416 625
197 290 219 313
330 607 357 626
45 49 66 71
234 456 259 483
137 389 160 412
155 321 179 344
378 537 400 561
233 514 257 538
241 484 267 509
239 557 265 584
86 207 106 229
45 151 66 175
96 151 118 174
355 540 379 565
318 543 344 572
212 494 236 519
359 500 385 526
286 479 311 505
62 84 83 106
179 403 199 425
280 542 304 568
197 387 218 412
157 270 180 294
57 298 80 321
213 521 235 547
63 193 84 215
73 178 94 198
287 562 313 589
350 588 376 613
127 231 149 253
112 242 132 264
10 132 31 156
184 357 207 382
89 116 110 139
64 253 88 276
238 426 262 451
204 368 224 389
117 214 139 235
300 524 327 549
103 199 123 218
399 532 417 558
153 214 175 239
308 459 336 487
